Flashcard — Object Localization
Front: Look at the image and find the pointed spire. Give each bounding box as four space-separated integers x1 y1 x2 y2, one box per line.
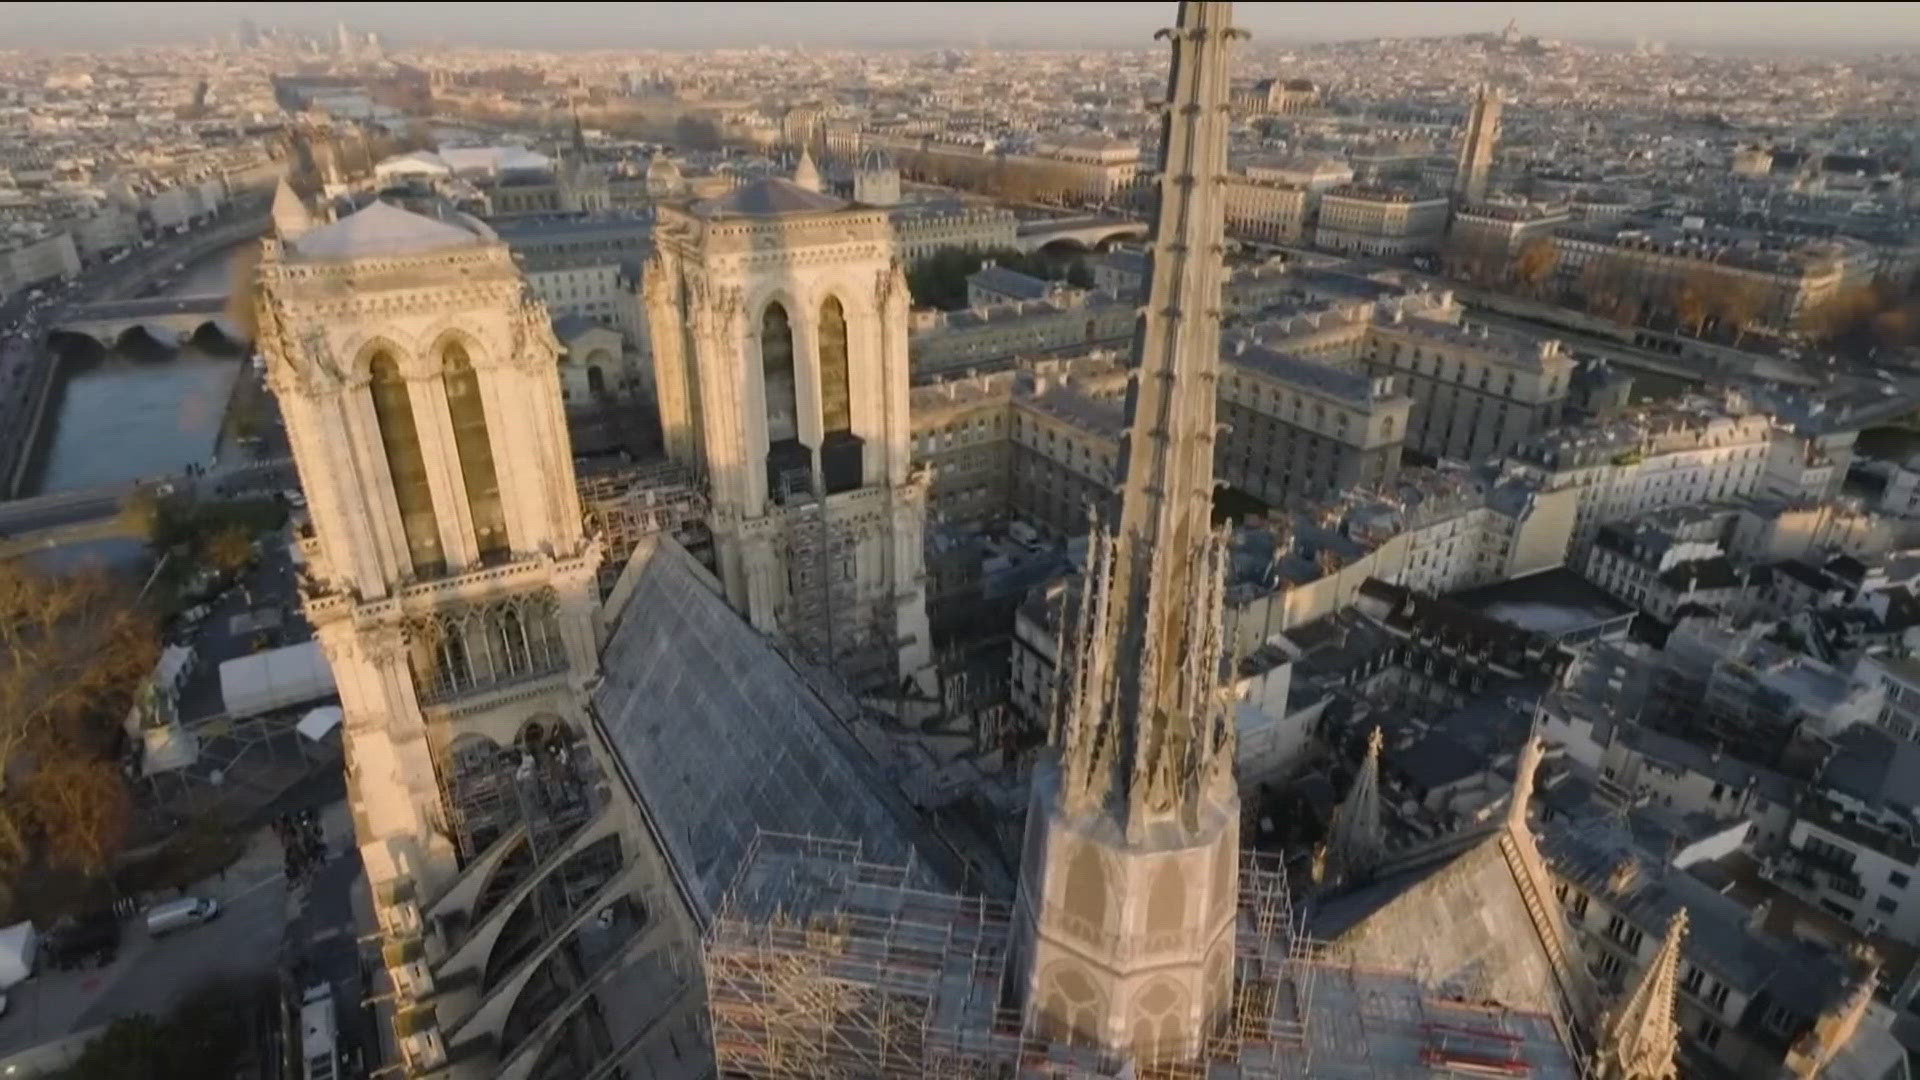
1592 909 1687 1080
1508 729 1545 831
1054 0 1244 838
271 176 313 241
1322 726 1385 887
570 101 588 159
792 146 822 192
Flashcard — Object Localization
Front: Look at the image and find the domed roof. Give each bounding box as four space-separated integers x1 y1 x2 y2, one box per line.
858 146 895 172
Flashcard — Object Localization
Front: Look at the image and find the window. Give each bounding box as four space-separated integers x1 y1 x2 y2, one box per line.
1605 914 1645 955
1681 965 1705 996
1697 1018 1722 1049
819 296 852 433
761 301 799 443
1706 981 1729 1009
443 343 507 560
1763 1004 1798 1038
369 351 444 576
1892 870 1911 888
1877 896 1899 915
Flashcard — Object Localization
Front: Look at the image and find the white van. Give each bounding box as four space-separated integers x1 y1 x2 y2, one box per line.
144 897 220 936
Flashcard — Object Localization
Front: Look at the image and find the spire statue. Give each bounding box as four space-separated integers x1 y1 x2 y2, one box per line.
270 176 313 241
1015 3 1246 1064
792 146 822 192
1321 726 1386 887
1592 909 1687 1080
1508 729 1545 830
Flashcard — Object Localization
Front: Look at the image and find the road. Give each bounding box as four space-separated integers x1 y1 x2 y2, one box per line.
0 822 291 1063
286 799 380 1080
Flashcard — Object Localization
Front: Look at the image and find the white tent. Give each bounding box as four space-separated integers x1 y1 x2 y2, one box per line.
219 641 336 719
297 705 344 742
154 644 194 692
0 922 36 989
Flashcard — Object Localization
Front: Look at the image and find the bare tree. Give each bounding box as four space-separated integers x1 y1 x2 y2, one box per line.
0 564 155 883
1513 238 1559 297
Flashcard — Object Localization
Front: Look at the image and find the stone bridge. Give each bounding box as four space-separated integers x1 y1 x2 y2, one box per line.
49 294 248 351
1013 215 1150 253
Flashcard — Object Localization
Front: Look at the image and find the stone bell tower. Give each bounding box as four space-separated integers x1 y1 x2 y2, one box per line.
1012 1 1245 1065
642 161 933 687
257 199 700 1079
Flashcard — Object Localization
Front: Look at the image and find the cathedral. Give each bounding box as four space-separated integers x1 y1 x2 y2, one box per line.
641 153 934 686
252 3 1731 1077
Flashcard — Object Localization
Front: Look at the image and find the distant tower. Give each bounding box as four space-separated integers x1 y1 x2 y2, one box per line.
1454 83 1502 204
642 170 934 684
853 147 901 206
335 19 354 57
1012 1 1243 1064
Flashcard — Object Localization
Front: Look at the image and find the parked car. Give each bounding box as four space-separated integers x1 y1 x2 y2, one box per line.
43 910 120 969
144 897 220 937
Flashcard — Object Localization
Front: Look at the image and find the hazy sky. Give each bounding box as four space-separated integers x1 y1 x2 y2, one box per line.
5 1 1919 52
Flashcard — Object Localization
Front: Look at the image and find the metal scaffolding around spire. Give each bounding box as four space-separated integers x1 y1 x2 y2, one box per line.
1056 0 1244 838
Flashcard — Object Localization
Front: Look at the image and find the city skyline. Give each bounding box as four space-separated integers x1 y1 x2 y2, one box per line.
4 1 1920 52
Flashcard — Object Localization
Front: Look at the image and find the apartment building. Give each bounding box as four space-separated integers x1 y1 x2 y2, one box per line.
1315 184 1450 257
1363 317 1575 462
908 290 1135 380
1222 175 1310 243
1217 342 1410 504
1552 220 1877 331
1506 396 1778 559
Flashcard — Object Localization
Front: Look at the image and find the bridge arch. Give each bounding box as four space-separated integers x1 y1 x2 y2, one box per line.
114 324 177 358
45 329 108 366
188 320 244 354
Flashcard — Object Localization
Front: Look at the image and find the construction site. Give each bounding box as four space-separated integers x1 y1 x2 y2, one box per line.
702 831 1583 1079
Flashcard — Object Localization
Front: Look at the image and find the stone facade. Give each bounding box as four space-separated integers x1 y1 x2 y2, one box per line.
256 200 701 1078
644 177 934 684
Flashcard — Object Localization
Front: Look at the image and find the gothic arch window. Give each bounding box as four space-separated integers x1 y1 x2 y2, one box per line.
760 301 798 443
369 350 444 576
818 295 851 434
442 341 508 560
408 591 566 705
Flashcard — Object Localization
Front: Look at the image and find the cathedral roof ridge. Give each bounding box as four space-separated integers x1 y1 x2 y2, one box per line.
289 198 490 262
691 176 851 219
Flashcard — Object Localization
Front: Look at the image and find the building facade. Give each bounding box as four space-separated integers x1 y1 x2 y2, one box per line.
643 173 934 684
1363 317 1575 462
255 198 701 1079
1315 185 1450 257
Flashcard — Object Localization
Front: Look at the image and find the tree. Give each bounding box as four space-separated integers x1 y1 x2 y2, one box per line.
0 564 154 890
201 525 255 576
1672 274 1712 336
1513 238 1559 296
58 975 268 1080
20 758 129 875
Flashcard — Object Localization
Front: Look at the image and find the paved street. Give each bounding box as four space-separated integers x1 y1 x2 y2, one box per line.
0 819 291 1061
286 799 379 1080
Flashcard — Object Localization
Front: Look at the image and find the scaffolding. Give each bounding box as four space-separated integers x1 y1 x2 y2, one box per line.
703 832 1587 1080
576 459 711 596
779 478 900 691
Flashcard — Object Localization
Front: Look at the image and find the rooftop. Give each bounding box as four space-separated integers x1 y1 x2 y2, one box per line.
692 176 851 219
289 200 490 261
